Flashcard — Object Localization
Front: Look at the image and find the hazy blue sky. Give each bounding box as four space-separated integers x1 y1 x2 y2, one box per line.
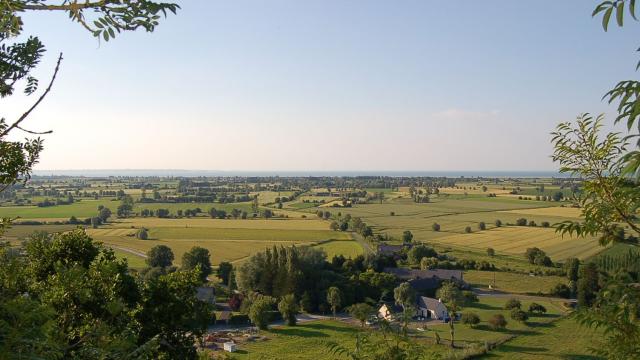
4 0 637 172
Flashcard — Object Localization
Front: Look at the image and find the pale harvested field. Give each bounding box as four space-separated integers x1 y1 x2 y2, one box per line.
88 218 349 264
438 187 512 195
97 236 303 264
111 218 330 230
499 206 583 219
432 226 601 260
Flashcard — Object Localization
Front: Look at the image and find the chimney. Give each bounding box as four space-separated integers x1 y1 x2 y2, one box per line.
438 298 442 303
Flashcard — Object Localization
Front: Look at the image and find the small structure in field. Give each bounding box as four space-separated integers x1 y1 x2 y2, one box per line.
223 342 237 352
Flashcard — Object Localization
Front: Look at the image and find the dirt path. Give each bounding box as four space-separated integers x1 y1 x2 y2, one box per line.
106 245 147 258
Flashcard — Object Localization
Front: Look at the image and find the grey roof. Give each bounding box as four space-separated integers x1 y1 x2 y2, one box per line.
417 296 444 310
407 277 440 291
383 268 463 282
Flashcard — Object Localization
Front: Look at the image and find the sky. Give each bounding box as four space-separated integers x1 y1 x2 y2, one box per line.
4 0 638 173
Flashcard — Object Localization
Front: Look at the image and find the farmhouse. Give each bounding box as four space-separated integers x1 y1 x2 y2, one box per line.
416 296 449 320
378 303 403 321
377 296 449 322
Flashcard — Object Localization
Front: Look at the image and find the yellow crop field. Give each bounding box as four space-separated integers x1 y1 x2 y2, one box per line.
432 226 601 260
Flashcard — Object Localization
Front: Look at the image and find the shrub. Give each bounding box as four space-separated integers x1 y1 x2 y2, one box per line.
516 218 527 226
541 221 550 228
488 314 507 330
551 283 572 298
510 309 529 323
464 226 472 234
525 247 546 264
528 302 547 314
478 222 486 230
504 298 521 310
528 220 537 227
494 219 502 227
534 254 553 267
461 312 480 327
432 223 441 231
486 247 495 257
462 291 479 304
136 228 148 240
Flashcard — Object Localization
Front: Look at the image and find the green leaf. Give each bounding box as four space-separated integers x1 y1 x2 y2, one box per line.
603 7 614 30
616 1 625 26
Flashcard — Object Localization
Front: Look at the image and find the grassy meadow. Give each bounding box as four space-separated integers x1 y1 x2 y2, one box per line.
230 297 596 360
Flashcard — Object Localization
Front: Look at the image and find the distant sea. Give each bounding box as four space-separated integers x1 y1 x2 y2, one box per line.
32 169 568 178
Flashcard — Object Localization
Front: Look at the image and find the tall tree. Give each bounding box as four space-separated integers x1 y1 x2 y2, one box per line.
393 282 416 335
437 282 464 348
146 245 174 268
181 246 212 283
278 294 299 326
326 286 342 319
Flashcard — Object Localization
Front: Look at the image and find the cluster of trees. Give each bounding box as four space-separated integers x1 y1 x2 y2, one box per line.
0 230 211 359
36 195 75 207
524 247 553 267
141 244 213 283
329 214 373 237
236 246 398 316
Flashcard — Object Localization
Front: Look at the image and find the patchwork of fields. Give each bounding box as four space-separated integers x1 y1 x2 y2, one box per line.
83 218 355 265
1 182 605 269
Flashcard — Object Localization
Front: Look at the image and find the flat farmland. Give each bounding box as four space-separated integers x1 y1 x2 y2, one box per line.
114 218 330 230
87 218 351 264
429 227 600 260
98 236 294 264
2 224 80 240
463 270 567 294
314 239 363 258
148 227 343 242
0 199 118 219
0 201 255 220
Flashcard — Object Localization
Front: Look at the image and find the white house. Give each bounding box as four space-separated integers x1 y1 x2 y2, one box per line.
416 297 449 320
378 303 402 321
378 296 449 322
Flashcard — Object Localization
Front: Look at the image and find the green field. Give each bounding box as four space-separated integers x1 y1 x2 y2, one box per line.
0 200 254 220
485 317 600 359
463 270 568 294
231 297 595 360
314 239 363 258
231 320 439 359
